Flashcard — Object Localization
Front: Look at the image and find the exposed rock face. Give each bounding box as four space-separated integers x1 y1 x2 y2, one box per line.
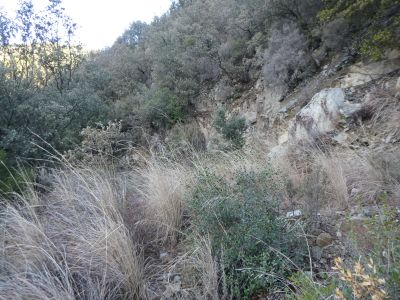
337 58 400 88
256 82 286 130
289 88 361 142
396 76 400 98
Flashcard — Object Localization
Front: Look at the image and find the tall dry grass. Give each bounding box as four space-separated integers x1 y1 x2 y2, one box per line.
0 165 147 300
1 141 398 299
138 157 193 245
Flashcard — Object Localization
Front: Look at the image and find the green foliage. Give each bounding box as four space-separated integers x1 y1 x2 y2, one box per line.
0 1 108 165
214 108 247 149
0 149 34 196
318 0 400 59
318 0 386 22
0 0 82 91
289 272 336 300
364 204 400 297
0 69 108 161
189 168 307 298
116 21 148 48
0 149 15 194
144 87 187 129
360 29 395 60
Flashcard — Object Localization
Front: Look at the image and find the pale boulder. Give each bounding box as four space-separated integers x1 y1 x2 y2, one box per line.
289 88 361 142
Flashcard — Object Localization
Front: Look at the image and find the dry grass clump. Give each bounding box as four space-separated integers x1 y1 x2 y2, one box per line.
184 235 222 300
138 157 194 245
0 166 147 300
275 141 400 215
361 88 400 143
315 153 349 208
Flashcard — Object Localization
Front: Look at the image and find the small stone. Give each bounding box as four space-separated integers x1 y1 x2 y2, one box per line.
278 107 288 114
278 131 289 144
316 232 333 247
350 188 360 197
160 251 169 260
172 275 181 284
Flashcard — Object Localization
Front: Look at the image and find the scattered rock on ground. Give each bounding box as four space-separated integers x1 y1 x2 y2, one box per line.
316 232 334 247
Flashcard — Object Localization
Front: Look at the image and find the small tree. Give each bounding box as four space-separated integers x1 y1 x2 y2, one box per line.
214 108 247 149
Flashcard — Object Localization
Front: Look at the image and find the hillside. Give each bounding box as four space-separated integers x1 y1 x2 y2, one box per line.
1 0 400 299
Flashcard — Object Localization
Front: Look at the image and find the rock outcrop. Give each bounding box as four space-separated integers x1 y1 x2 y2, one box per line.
289 88 361 142
336 57 400 88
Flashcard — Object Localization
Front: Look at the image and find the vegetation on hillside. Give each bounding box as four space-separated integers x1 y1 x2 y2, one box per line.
0 0 400 299
1 0 399 170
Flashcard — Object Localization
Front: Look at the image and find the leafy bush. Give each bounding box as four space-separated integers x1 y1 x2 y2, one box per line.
289 272 335 300
318 0 400 60
214 108 247 149
189 168 307 298
0 150 18 194
364 205 400 298
65 121 138 165
0 150 35 197
359 28 396 60
144 87 187 129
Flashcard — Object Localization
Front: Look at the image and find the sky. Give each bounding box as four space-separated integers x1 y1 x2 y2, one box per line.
0 0 172 50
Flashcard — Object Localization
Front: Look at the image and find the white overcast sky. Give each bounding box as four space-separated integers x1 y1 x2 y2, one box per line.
0 0 172 50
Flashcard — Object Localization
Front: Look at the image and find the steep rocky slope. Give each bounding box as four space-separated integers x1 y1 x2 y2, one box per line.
182 51 400 275
192 51 400 153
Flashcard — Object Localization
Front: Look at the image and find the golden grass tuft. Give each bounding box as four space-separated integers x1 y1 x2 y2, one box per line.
138 157 193 245
0 165 147 299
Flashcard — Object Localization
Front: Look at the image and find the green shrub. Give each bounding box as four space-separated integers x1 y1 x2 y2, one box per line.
145 87 187 129
365 205 400 298
188 168 307 298
289 272 336 300
360 28 396 60
0 149 34 197
318 0 400 60
214 108 247 150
